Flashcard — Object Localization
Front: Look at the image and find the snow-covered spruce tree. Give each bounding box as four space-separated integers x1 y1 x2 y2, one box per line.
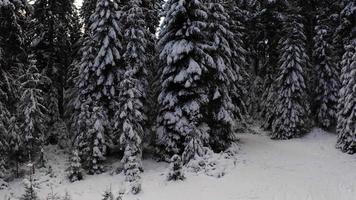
271 9 310 140
258 0 289 130
30 0 81 123
18 57 50 160
88 105 107 174
0 0 28 112
0 83 10 175
102 189 114 200
7 116 23 176
333 1 356 65
313 15 340 129
156 0 211 163
62 192 72 200
167 154 184 181
0 104 9 178
224 0 250 121
118 0 149 194
20 178 40 200
75 0 124 172
206 0 246 152
68 149 83 182
336 39 356 154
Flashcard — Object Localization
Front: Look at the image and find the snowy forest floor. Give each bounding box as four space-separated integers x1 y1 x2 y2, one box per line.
2 128 356 200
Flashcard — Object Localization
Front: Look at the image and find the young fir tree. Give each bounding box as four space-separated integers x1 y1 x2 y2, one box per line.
62 192 72 200
313 14 340 129
336 39 356 154
68 149 83 182
7 116 23 176
118 0 149 194
20 178 40 200
206 0 245 152
18 57 50 160
156 0 211 163
102 189 114 200
0 104 9 178
88 106 107 174
271 9 310 139
75 0 124 171
167 154 184 181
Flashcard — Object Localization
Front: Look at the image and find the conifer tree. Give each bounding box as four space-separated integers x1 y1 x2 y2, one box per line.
30 0 81 123
258 0 289 130
102 189 114 200
68 149 83 182
75 0 124 171
167 154 184 181
7 116 23 176
18 57 50 159
20 178 40 200
313 14 340 129
336 39 356 154
271 9 310 139
156 0 211 162
206 0 245 152
118 0 149 194
88 106 107 174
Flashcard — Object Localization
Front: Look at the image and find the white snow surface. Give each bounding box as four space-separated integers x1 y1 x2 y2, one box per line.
2 128 356 200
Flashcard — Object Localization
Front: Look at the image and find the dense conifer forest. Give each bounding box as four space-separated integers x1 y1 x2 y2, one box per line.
0 0 355 199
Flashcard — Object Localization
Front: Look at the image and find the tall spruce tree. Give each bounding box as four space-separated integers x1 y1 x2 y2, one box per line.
157 0 215 163
206 0 245 152
258 0 289 130
313 11 340 129
30 0 81 125
336 39 356 154
75 0 124 172
271 8 310 139
118 0 149 194
336 2 356 154
18 57 50 164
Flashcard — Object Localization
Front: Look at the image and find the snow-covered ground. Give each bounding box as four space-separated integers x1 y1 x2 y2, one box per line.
2 128 356 200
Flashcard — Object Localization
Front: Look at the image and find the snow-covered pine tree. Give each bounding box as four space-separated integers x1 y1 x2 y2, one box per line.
336 39 356 154
20 178 40 200
167 154 184 181
0 0 28 113
0 85 10 175
62 192 72 200
156 0 211 163
206 0 245 152
336 2 356 154
102 189 114 200
0 104 9 178
333 1 356 66
18 57 50 159
224 0 250 122
88 106 107 174
7 116 23 176
30 0 81 124
271 8 310 139
313 13 340 129
118 0 149 194
75 0 124 171
68 149 83 182
258 0 289 130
